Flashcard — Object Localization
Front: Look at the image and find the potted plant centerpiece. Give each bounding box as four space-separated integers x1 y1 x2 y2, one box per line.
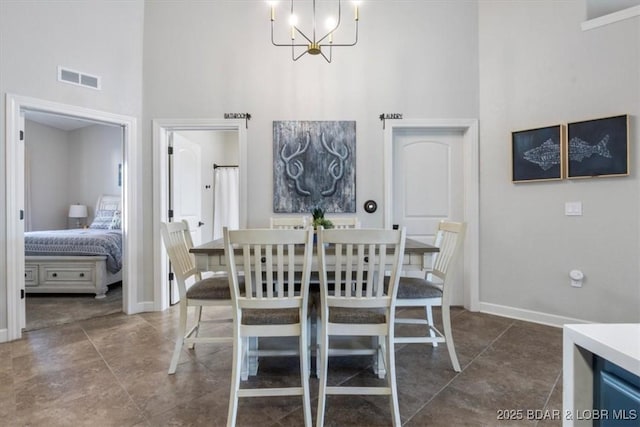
311 208 333 230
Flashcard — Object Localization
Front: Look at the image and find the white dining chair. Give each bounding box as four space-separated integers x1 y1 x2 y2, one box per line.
325 216 360 229
316 226 406 427
224 226 314 427
393 220 466 372
270 216 309 229
160 220 233 375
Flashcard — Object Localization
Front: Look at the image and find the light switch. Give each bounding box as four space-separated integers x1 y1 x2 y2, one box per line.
565 201 582 216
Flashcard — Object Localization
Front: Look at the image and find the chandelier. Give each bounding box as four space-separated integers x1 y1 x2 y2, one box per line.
269 0 360 63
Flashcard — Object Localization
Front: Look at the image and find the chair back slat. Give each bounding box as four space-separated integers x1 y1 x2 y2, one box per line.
270 216 308 229
318 227 406 309
327 217 360 229
224 227 314 309
431 220 466 282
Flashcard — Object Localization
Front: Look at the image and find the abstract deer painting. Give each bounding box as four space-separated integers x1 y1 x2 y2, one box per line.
273 121 356 213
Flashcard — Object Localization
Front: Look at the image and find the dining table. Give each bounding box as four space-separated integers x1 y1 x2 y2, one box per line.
189 234 439 379
190 236 439 274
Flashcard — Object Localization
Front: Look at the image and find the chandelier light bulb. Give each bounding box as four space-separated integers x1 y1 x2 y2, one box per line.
325 17 337 30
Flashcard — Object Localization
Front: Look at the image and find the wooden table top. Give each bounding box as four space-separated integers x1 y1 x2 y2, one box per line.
190 237 439 255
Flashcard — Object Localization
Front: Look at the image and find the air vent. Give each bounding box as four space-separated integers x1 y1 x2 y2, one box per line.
57 66 101 90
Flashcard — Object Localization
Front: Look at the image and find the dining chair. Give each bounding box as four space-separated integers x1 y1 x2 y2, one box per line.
393 220 466 372
160 220 233 375
316 226 406 427
326 216 360 229
224 226 314 427
270 216 309 229
311 216 360 376
270 216 320 378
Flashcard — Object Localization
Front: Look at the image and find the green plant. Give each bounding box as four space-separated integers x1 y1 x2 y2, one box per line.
311 208 333 229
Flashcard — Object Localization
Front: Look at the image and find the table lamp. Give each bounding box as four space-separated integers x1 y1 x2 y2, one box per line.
68 204 88 228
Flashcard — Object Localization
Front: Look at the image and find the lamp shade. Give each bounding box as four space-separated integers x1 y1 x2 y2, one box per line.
68 204 88 218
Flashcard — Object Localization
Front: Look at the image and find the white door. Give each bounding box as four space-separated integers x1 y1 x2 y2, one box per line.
171 132 203 246
392 128 465 304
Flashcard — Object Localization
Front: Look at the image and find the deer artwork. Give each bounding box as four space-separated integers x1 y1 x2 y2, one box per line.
280 132 312 196
280 130 350 199
320 132 349 196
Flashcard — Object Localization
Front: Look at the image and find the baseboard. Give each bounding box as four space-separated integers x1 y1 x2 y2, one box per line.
126 301 155 315
479 302 591 328
0 328 7 343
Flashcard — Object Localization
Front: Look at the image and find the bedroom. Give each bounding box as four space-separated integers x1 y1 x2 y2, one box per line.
22 112 124 330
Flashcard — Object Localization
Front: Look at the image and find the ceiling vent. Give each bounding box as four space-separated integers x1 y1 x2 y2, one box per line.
57 66 101 90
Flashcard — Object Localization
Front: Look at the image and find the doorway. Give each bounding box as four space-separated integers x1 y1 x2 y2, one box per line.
23 112 124 330
383 119 479 310
152 119 247 311
5 94 140 342
167 129 240 304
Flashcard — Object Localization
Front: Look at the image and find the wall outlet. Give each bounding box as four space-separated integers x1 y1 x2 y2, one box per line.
565 201 583 216
569 269 584 287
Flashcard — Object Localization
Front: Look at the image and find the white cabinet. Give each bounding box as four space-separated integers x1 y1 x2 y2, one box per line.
563 324 640 426
25 255 109 298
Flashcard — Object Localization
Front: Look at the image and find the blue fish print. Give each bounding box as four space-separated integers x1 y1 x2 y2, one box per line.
523 138 560 171
569 135 611 162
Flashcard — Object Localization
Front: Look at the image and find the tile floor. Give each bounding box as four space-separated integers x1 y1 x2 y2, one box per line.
25 283 122 331
1 305 563 426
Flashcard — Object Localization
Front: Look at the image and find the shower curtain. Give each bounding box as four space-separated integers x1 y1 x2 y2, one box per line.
213 167 240 240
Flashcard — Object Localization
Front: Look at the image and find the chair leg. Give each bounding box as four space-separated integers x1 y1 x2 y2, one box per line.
315 312 322 379
300 326 312 426
375 336 386 379
248 336 259 376
425 304 438 347
442 304 461 372
307 314 313 379
227 333 242 427
189 306 203 349
241 336 250 381
168 301 188 374
386 333 401 427
316 323 329 427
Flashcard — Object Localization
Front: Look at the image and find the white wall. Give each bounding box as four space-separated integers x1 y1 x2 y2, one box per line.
68 124 123 222
0 0 144 330
478 1 640 323
24 121 122 230
25 120 70 230
141 0 479 300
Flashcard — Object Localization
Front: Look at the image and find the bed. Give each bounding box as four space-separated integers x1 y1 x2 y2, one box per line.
25 195 123 298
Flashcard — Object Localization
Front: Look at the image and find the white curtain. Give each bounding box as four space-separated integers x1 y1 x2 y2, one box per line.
213 167 239 240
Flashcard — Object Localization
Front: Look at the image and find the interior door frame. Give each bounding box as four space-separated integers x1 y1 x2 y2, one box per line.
383 119 479 311
4 93 142 341
152 119 247 311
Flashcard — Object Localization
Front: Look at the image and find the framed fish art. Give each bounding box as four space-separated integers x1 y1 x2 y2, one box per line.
566 115 629 179
511 124 565 182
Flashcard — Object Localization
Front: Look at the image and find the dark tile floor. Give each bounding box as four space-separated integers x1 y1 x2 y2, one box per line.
1 305 563 426
25 283 122 331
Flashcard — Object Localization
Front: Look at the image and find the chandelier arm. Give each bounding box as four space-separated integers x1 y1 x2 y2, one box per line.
319 46 332 63
293 25 313 44
317 0 342 46
271 21 310 47
292 45 308 61
318 21 358 47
